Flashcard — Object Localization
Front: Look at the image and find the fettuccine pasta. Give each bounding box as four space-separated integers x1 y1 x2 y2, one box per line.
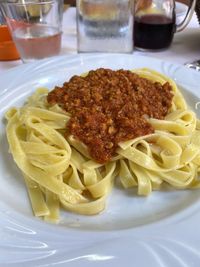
5 68 200 223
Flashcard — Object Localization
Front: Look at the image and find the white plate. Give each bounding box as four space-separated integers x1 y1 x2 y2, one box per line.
176 2 188 24
176 2 188 16
1 54 200 267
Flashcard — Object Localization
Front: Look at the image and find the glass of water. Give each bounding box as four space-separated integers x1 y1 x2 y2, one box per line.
1 0 63 63
76 0 134 53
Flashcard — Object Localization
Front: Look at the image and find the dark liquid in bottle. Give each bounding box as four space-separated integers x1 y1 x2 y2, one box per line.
134 14 175 50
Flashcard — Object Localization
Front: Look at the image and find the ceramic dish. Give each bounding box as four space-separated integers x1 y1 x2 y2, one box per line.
176 2 188 24
0 54 200 267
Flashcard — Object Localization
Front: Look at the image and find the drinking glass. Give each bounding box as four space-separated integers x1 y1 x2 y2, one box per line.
1 0 63 63
76 0 134 53
134 0 197 51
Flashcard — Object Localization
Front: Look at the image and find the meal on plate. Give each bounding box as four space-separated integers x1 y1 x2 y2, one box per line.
5 68 200 223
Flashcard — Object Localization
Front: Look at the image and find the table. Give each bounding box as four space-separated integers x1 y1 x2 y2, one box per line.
0 7 200 73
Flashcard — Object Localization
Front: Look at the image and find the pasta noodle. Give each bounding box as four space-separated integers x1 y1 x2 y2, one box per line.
5 69 200 223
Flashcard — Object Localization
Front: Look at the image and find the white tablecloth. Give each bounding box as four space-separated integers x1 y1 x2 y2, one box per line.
0 7 200 73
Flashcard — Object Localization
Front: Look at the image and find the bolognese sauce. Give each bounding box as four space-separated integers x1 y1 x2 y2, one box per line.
47 68 173 163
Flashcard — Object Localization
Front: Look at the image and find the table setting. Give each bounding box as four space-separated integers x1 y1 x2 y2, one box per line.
1 1 200 267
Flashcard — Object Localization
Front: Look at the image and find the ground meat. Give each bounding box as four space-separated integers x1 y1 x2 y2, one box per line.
47 68 174 163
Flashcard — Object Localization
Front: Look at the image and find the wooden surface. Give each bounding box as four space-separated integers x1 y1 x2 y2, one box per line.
177 0 189 4
64 0 76 6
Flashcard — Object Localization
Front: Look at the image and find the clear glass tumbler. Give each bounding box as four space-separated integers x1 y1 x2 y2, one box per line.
76 0 134 53
1 0 63 63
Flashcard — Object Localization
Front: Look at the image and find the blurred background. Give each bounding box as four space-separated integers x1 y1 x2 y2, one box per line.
64 0 190 6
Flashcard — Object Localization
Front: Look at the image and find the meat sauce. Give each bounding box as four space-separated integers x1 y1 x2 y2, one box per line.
47 68 173 163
